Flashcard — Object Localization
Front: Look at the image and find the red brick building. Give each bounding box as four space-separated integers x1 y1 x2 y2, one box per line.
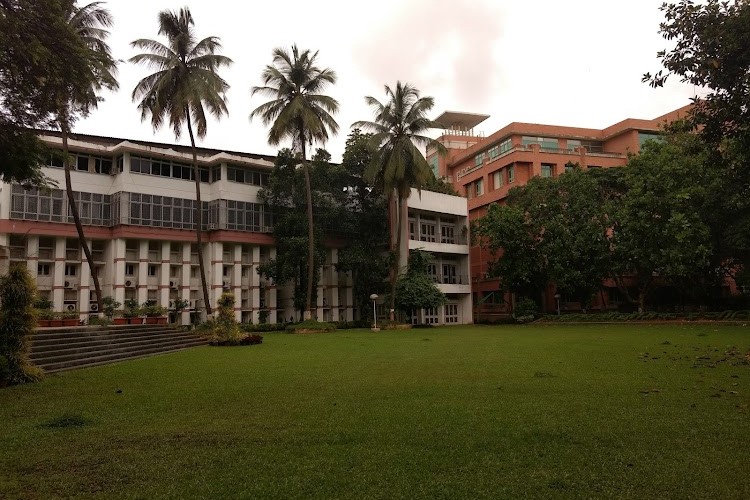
426 105 693 317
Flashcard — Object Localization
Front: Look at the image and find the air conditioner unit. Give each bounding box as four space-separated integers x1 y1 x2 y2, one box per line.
223 280 231 289
169 280 179 289
90 303 99 312
64 280 73 289
125 279 135 288
208 223 217 230
66 304 76 312
168 300 175 309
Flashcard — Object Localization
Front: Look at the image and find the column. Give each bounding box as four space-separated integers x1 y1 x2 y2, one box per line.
233 244 242 322
78 239 91 317
52 237 66 311
112 239 126 307
160 241 170 309
330 249 340 322
210 241 223 314
251 246 261 323
137 240 148 305
181 243 191 325
26 235 39 276
268 246 277 324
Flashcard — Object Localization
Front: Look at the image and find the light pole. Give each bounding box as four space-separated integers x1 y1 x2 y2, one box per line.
370 293 379 331
554 293 561 316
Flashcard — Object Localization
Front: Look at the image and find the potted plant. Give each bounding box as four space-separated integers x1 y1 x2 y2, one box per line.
142 301 168 325
49 312 64 328
35 297 55 327
61 309 80 326
123 299 142 325
172 298 189 325
112 310 128 325
102 296 121 321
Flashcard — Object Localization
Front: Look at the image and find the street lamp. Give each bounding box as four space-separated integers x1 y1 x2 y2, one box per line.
554 293 561 316
370 293 379 331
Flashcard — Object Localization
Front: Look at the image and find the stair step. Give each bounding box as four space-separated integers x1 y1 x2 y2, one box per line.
40 341 207 373
30 333 202 360
32 325 174 342
31 330 191 351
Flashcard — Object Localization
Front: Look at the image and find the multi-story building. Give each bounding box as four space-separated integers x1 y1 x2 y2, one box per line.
426 105 692 316
0 131 473 325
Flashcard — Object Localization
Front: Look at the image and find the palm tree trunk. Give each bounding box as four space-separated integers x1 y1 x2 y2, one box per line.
60 116 103 317
300 136 315 321
389 191 403 322
186 115 212 317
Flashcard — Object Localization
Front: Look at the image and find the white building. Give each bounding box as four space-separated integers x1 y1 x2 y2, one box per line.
0 131 471 325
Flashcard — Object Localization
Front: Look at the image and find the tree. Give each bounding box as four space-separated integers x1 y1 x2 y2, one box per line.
335 129 390 321
645 1 750 281
130 7 233 317
250 45 339 321
0 266 43 385
394 250 445 322
353 82 446 321
57 1 118 317
610 134 714 311
0 0 91 188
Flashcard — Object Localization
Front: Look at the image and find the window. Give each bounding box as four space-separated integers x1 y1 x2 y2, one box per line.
565 162 576 173
211 166 221 182
567 139 581 151
223 266 231 277
64 264 77 276
442 263 457 284
130 155 208 182
125 264 135 276
475 178 484 196
148 265 158 277
522 136 558 150
541 164 553 178
508 166 515 183
47 153 64 168
493 170 503 189
94 157 112 174
445 303 459 324
638 132 663 148
420 222 436 242
75 154 89 171
440 225 455 244
429 156 439 177
424 307 439 325
227 166 270 186
37 263 51 276
487 145 499 160
499 138 512 154
191 267 199 279
474 153 485 167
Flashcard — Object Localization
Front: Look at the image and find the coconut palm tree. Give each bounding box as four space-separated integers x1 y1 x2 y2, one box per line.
59 1 119 317
130 7 232 317
250 45 339 320
353 82 446 321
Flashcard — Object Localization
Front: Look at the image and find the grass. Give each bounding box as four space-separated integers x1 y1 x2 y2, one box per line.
1 324 749 499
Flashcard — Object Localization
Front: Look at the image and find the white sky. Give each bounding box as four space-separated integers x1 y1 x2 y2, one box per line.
75 0 699 161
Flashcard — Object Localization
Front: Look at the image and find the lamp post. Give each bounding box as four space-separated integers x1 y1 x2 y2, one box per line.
554 293 561 316
370 293 379 331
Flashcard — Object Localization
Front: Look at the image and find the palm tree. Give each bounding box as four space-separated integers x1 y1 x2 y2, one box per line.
59 1 119 317
250 45 339 320
130 7 232 317
353 82 446 321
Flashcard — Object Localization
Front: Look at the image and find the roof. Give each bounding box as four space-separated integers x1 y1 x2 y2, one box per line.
434 111 490 131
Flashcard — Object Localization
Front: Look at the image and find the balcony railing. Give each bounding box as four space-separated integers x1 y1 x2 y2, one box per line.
428 274 470 286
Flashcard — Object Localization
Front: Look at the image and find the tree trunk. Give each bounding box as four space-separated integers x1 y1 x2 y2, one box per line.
389 192 403 322
60 117 102 317
299 131 315 321
386 189 396 321
186 116 212 317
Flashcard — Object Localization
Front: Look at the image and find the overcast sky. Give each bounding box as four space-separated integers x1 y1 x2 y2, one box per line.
74 0 698 161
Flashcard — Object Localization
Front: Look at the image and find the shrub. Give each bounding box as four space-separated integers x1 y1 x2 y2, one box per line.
513 298 538 322
241 323 286 333
123 299 140 318
239 334 263 345
285 320 336 333
102 297 121 319
0 266 43 384
0 355 10 387
208 293 244 345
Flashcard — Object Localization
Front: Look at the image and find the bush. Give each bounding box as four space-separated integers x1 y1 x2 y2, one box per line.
241 323 286 333
208 293 244 346
0 266 43 384
513 298 538 322
285 320 336 333
0 355 10 387
239 334 263 345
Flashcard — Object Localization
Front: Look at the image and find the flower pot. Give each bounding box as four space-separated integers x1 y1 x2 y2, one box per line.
127 317 143 325
62 319 78 327
145 317 159 325
37 320 51 328
155 316 167 325
113 317 128 325
49 319 64 327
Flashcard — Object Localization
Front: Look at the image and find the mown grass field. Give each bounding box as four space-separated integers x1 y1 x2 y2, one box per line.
1 324 749 499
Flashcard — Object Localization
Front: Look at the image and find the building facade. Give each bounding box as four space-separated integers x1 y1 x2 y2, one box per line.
0 131 472 325
427 105 693 316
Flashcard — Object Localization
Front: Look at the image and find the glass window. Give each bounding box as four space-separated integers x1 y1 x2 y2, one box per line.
475 178 483 196
75 154 89 171
148 265 158 277
474 153 485 167
508 165 515 183
541 164 553 178
37 263 50 276
64 264 77 276
493 170 503 189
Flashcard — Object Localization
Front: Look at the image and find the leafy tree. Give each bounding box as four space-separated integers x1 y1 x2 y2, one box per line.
250 45 339 321
0 266 43 384
610 134 714 311
335 129 390 321
130 7 233 316
58 1 118 317
0 0 94 188
645 1 750 280
394 250 445 321
353 82 446 321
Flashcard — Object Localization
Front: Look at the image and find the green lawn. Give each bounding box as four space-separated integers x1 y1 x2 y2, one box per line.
1 324 749 499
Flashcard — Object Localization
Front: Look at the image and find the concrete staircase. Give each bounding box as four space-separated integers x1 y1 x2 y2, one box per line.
30 324 206 373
